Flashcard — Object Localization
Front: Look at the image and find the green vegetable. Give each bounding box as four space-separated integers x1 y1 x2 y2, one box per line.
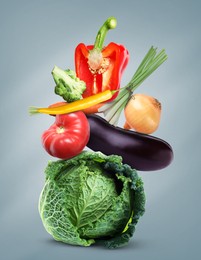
52 66 86 102
38 151 145 249
99 46 168 125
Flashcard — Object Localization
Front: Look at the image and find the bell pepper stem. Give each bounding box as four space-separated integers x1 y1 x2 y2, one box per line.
93 17 117 51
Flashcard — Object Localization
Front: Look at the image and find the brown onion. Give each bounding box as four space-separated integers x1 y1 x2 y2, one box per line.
124 94 161 134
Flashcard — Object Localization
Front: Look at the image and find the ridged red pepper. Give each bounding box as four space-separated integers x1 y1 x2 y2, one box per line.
75 17 129 101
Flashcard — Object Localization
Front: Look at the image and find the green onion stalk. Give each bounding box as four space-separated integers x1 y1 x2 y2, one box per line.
98 46 168 125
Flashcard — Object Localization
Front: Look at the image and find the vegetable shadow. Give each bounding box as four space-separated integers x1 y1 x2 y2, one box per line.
45 238 152 251
92 239 153 250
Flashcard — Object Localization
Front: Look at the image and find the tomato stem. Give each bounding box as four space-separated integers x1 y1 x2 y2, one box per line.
56 126 65 134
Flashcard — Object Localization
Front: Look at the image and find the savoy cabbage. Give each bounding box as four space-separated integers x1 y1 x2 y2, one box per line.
39 151 146 248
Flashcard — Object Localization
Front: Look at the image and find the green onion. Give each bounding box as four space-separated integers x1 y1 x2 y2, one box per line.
99 46 168 125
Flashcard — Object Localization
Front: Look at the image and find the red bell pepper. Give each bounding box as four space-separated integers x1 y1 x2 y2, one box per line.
75 17 129 101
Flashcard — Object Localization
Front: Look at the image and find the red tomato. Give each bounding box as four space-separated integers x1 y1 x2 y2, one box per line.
41 112 90 159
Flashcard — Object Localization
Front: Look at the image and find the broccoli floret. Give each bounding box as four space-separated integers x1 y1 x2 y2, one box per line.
52 66 86 102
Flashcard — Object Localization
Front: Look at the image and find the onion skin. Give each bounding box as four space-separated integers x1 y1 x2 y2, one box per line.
124 94 161 134
87 114 173 171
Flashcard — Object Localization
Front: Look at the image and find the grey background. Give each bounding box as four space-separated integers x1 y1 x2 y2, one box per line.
1 0 200 259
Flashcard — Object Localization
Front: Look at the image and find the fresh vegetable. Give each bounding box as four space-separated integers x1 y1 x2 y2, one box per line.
41 112 89 159
99 46 168 125
52 66 86 102
49 101 104 115
80 102 104 114
86 114 173 171
38 151 146 248
26 16 174 252
75 16 129 101
29 90 114 115
124 94 161 134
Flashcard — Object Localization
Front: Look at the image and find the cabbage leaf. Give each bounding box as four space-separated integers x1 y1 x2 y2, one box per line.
39 151 145 248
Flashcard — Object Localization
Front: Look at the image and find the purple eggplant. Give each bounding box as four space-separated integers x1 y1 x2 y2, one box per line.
86 114 173 171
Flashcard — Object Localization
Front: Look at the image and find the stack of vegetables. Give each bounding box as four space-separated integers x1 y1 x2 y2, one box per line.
29 17 173 248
